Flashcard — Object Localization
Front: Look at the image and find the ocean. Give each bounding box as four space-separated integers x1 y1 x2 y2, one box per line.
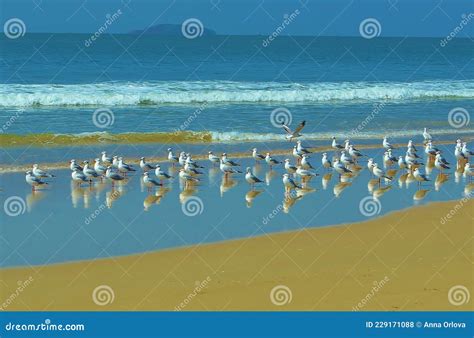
1 34 473 142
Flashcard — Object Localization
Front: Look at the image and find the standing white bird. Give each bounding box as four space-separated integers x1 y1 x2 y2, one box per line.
413 167 430 185
296 140 311 154
208 151 220 166
178 152 187 166
101 151 112 164
32 164 55 178
118 157 136 175
69 159 82 171
383 136 394 150
407 140 417 153
372 163 392 184
25 170 47 191
83 161 99 184
265 153 281 169
221 153 240 166
296 167 318 180
167 148 179 166
434 154 450 172
142 172 162 191
105 167 125 187
252 148 266 163
300 154 314 169
462 142 474 157
184 162 203 175
155 165 173 183
220 159 242 177
333 159 352 179
140 157 154 171
71 168 87 186
292 146 303 164
340 151 354 166
179 168 200 188
245 167 263 188
282 173 301 192
322 153 332 170
398 156 408 169
331 137 344 150
94 158 107 176
284 159 298 174
464 163 473 180
367 158 374 175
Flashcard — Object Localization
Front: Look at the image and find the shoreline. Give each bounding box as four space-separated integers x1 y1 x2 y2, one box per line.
1 199 472 311
1 138 472 174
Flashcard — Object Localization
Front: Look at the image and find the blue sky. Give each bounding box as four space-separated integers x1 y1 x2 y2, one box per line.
1 0 473 37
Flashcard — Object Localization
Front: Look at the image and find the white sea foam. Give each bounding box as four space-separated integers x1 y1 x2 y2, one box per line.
1 80 473 107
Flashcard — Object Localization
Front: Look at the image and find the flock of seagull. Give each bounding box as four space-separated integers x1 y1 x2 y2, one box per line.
24 125 474 206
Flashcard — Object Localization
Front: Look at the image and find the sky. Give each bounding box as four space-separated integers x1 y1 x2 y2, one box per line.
1 0 473 37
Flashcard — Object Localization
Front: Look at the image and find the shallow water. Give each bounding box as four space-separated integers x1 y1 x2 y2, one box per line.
0 146 471 268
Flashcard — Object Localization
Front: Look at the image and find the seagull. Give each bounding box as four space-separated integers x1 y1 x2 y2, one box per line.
340 151 355 166
69 159 82 172
407 147 421 159
372 163 392 184
413 167 430 185
282 173 302 192
118 157 136 175
434 153 450 172
296 140 311 154
455 145 467 162
245 167 263 188
220 159 242 177
423 128 432 142
106 167 125 187
221 153 240 166
462 142 474 157
284 159 298 174
140 157 154 171
383 136 394 150
32 164 55 178
83 161 99 184
94 159 107 176
348 145 364 160
322 153 332 170
292 145 303 164
208 151 220 166
252 148 266 163
407 140 417 153
331 137 344 150
25 170 47 191
101 151 112 164
398 156 408 169
424 142 438 156
184 162 203 175
178 152 187 166
71 168 87 186
296 167 318 180
155 165 173 183
265 153 281 169
167 148 179 166
142 172 162 191
112 156 119 168
179 168 200 188
281 120 306 140
185 154 204 169
333 158 352 179
300 154 314 169
367 158 374 175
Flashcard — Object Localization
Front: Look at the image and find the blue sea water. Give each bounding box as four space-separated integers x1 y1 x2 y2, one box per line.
0 34 473 141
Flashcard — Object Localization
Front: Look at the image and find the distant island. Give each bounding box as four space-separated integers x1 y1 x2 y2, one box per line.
129 24 217 36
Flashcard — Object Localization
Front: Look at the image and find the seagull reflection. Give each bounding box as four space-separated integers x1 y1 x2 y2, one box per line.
265 170 277 186
322 173 332 190
179 187 198 204
106 189 123 208
245 189 263 208
368 179 379 193
26 190 46 212
220 176 238 197
413 189 430 201
435 173 449 191
143 194 161 211
208 167 220 184
373 186 392 199
464 183 474 197
334 182 351 197
283 193 302 213
398 172 409 188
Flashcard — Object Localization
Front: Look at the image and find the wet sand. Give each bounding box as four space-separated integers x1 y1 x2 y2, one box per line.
1 199 472 311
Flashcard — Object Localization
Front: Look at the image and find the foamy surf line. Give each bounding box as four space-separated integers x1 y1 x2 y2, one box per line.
1 79 474 106
0 129 472 147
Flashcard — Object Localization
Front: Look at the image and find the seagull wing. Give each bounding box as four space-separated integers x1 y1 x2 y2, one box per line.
293 120 306 134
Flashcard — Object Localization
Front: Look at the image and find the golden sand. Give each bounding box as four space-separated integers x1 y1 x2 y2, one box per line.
0 200 472 311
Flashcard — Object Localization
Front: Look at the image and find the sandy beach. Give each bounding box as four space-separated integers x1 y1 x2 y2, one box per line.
1 199 472 311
